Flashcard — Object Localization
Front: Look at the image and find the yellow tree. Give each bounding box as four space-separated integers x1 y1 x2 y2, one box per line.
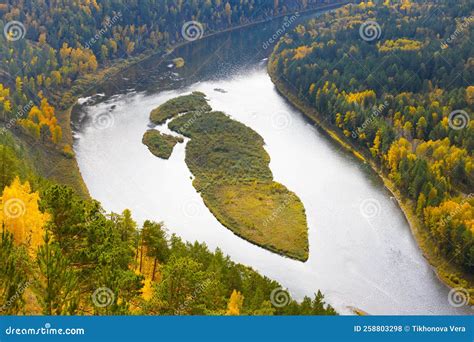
226 290 244 315
466 86 474 106
225 2 232 24
0 177 49 252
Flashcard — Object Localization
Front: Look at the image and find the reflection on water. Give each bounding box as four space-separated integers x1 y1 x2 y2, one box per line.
72 10 469 315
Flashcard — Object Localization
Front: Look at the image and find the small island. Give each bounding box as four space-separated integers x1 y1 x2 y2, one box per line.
143 93 309 261
142 130 183 159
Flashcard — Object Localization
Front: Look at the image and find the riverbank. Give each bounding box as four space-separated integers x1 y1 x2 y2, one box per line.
267 60 474 301
56 2 347 197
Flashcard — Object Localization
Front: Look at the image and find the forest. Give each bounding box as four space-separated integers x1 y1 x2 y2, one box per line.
269 0 473 288
0 0 337 315
0 0 332 148
0 130 335 315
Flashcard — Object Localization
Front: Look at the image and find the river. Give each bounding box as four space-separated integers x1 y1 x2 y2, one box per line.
72 10 469 315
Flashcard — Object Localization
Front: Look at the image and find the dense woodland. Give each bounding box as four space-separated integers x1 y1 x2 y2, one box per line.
0 1 337 315
0 0 331 148
0 129 336 315
270 0 473 277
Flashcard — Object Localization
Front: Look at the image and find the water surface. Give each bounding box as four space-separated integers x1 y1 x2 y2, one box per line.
73 11 468 315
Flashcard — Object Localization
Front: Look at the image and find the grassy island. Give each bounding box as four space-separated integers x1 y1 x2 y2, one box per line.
145 93 309 261
142 130 183 159
149 91 211 124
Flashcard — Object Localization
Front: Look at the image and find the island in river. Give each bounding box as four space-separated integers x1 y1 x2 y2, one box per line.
143 92 309 261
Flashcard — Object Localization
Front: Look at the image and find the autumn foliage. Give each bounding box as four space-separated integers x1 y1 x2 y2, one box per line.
0 177 49 251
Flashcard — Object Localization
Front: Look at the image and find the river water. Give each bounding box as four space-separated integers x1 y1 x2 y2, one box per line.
72 10 469 315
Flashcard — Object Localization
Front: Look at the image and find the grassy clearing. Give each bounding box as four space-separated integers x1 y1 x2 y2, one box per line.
149 92 211 124
154 94 308 261
142 130 183 159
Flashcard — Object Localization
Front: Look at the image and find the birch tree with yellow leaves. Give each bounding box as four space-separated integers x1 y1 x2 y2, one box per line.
0 177 49 251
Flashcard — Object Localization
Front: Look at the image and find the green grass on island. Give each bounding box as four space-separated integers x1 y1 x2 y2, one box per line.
142 130 183 159
149 91 211 124
145 93 309 261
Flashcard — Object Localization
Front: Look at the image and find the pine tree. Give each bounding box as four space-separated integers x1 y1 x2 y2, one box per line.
35 232 78 315
142 220 169 281
0 228 29 314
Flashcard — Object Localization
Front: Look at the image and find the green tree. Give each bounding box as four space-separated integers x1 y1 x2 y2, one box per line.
35 233 79 315
0 228 29 314
154 256 212 314
142 220 170 281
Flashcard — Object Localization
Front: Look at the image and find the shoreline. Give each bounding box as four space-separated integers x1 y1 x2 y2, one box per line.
54 0 472 301
267 60 474 301
59 2 348 197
